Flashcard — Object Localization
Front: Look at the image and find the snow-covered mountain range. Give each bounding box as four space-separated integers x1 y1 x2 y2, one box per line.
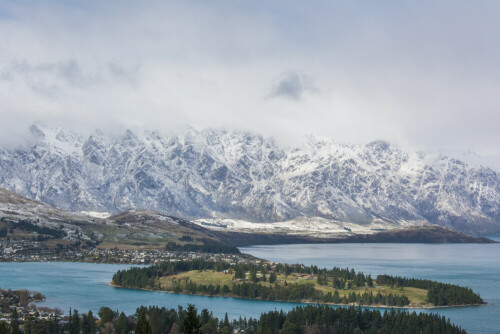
0 124 499 234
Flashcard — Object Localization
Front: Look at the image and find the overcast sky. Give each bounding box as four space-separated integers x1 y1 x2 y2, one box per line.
1 0 499 154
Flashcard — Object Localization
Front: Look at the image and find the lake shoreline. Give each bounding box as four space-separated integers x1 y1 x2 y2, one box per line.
1 241 498 333
110 282 485 310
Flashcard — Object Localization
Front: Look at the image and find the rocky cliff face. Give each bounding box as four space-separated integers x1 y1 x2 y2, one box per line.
0 124 499 234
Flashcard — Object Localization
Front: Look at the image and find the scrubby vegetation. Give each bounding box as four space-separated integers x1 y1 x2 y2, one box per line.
0 219 66 240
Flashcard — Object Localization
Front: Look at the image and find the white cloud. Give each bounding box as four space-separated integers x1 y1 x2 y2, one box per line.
0 1 499 154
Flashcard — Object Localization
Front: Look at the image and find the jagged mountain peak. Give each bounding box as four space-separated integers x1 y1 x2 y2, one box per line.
28 123 83 157
365 139 392 150
29 123 81 142
0 125 499 234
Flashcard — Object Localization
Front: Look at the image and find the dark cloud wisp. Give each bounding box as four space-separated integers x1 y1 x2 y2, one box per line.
267 73 318 101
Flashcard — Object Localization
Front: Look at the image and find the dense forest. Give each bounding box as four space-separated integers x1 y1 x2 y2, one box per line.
376 275 483 306
112 260 482 307
112 259 232 289
112 260 409 306
163 279 410 307
113 260 374 290
0 304 467 334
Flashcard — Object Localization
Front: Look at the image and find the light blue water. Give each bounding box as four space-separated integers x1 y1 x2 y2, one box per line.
0 262 304 320
241 238 500 334
0 239 499 333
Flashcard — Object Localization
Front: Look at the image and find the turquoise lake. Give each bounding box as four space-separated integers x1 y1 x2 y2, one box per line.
1 238 499 333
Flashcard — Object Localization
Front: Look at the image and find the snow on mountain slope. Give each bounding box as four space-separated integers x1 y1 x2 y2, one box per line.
193 216 429 237
0 124 499 234
0 185 98 230
436 148 500 173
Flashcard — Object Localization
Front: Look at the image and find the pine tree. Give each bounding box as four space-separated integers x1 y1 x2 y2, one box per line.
317 273 323 285
183 304 201 334
70 309 80 334
81 313 91 334
98 306 114 324
135 309 152 334
88 310 96 334
250 268 258 283
367 274 373 287
115 312 129 334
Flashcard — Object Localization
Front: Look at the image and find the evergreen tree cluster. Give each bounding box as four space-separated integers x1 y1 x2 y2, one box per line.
234 263 373 289
250 305 466 334
169 278 411 307
322 290 410 307
426 284 482 306
231 282 318 301
112 260 481 307
0 304 468 334
114 260 377 292
112 259 231 289
376 275 483 306
19 309 98 334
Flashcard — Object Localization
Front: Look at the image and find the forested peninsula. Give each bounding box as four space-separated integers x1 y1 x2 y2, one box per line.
112 260 483 308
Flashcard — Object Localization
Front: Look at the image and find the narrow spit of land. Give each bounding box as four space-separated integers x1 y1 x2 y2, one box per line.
111 260 484 309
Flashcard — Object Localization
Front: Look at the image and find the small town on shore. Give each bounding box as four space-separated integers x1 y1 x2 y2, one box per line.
0 239 258 266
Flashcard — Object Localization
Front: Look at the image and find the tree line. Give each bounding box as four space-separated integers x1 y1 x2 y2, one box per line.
112 260 482 307
0 304 467 334
167 277 410 307
376 275 483 306
250 305 466 334
112 259 232 289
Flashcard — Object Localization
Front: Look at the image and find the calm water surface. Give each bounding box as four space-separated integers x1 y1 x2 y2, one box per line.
0 238 498 333
242 238 500 334
0 262 305 321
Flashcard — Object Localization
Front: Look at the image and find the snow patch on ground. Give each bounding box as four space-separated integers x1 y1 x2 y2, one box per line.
193 217 427 238
79 211 111 219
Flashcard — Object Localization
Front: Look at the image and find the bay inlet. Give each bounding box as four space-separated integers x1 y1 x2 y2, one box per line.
1 239 498 333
